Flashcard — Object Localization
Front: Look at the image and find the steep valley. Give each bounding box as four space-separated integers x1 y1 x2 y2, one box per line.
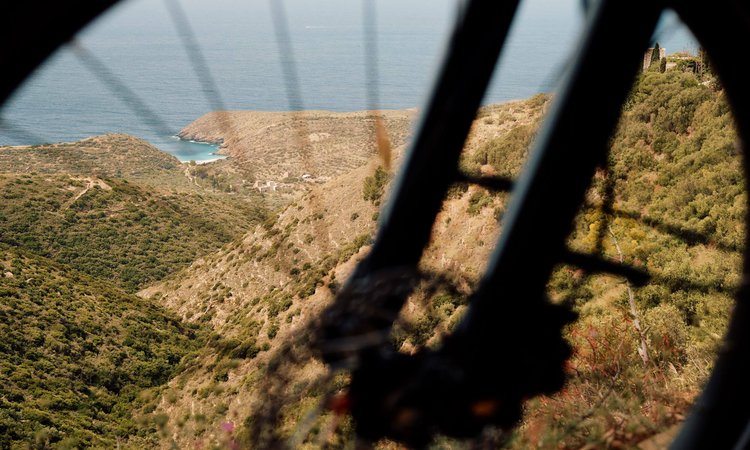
141 73 743 449
138 97 548 448
0 70 744 449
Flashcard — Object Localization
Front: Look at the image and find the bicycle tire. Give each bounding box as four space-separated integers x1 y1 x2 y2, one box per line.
2 1 749 448
0 1 122 108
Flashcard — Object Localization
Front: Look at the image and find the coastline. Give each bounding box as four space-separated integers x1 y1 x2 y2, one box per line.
168 135 226 163
177 136 224 147
183 156 227 165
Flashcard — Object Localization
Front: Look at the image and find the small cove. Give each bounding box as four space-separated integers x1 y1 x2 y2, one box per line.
161 136 226 162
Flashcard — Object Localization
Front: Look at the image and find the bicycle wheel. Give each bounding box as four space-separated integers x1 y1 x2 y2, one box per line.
0 1 122 108
2 0 749 449
315 0 750 448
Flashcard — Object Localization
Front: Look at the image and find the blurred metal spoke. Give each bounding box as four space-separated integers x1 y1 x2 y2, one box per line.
70 41 174 137
0 117 47 144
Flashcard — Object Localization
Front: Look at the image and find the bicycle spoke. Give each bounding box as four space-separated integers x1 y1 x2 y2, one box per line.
0 117 48 145
664 2 750 447
361 0 522 273
70 41 174 138
590 167 615 254
362 0 392 168
317 4 524 368
610 207 743 254
468 0 662 317
162 0 261 185
455 172 515 192
164 0 227 113
269 0 304 113
562 250 649 286
5 0 749 448
267 0 314 168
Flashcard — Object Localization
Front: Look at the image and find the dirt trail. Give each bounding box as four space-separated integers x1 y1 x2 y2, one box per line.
62 177 112 210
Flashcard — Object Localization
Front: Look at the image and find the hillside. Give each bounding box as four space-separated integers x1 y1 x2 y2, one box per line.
0 69 741 448
142 98 548 327
137 97 553 448
0 173 268 292
511 71 741 448
140 72 742 449
0 245 205 449
0 134 195 192
178 109 416 187
0 116 423 447
0 133 282 204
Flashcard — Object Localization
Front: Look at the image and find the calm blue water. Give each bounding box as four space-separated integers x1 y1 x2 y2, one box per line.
0 0 697 161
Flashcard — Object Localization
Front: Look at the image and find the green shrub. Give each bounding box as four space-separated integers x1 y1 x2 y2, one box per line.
466 190 493 216
362 166 391 204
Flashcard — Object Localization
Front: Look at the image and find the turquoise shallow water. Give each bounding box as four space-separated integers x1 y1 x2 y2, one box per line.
167 138 225 162
0 0 696 161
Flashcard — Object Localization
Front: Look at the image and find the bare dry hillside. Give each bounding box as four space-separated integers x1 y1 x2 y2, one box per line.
178 110 416 184
138 98 546 448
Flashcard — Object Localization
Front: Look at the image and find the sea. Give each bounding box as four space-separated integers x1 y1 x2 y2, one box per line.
0 0 697 162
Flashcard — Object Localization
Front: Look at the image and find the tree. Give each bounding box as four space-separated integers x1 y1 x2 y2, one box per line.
699 46 711 77
651 42 661 65
660 57 667 73
648 43 661 72
362 166 391 204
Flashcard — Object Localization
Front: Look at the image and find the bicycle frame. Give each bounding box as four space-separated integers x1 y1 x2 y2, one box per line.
319 0 750 447
667 2 750 447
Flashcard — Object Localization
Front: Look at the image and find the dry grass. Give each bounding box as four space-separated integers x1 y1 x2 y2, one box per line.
179 109 417 185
